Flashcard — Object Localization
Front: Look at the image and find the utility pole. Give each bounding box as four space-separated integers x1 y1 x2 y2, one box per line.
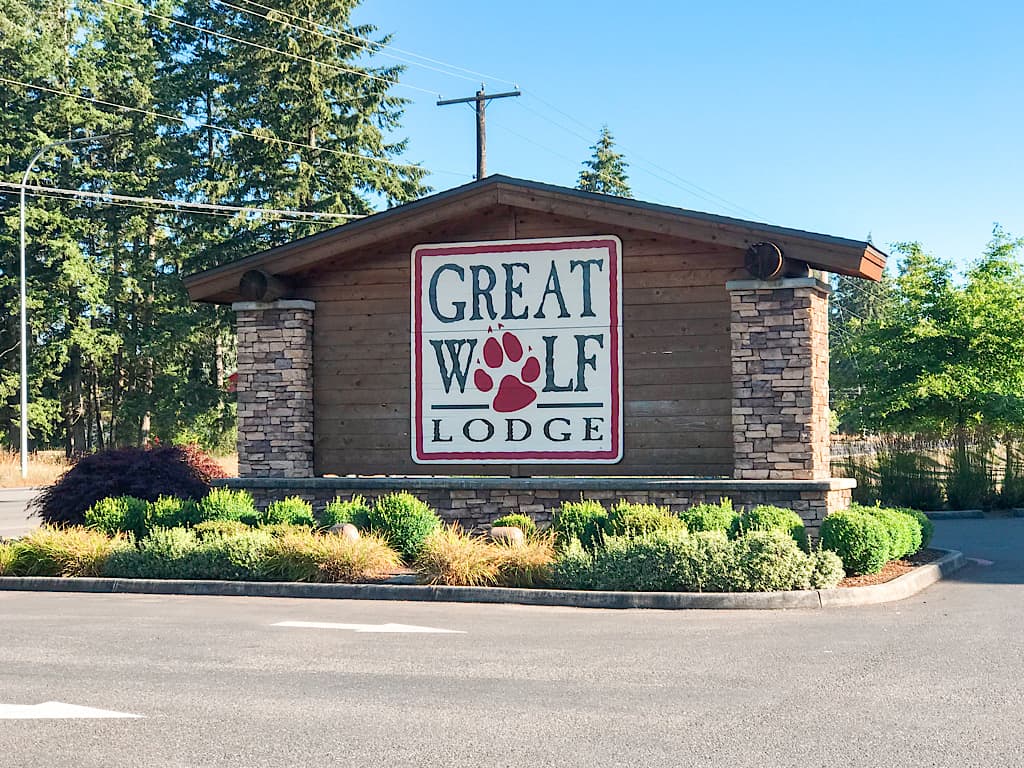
437 85 520 180
18 133 117 477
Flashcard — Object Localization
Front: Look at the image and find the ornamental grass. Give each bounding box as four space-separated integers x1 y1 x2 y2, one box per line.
262 529 401 583
415 525 500 587
12 526 133 577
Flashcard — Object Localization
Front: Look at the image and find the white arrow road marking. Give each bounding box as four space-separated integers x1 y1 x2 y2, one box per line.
0 702 143 720
273 620 465 634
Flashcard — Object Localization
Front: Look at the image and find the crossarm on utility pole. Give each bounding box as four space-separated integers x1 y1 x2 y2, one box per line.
437 85 520 180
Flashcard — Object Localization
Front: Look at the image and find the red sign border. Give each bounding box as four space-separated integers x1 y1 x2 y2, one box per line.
412 236 622 463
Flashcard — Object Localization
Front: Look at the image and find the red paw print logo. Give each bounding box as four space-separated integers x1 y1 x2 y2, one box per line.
474 330 541 412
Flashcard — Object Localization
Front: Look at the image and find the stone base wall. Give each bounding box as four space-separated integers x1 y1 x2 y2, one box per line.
218 477 855 539
233 300 315 477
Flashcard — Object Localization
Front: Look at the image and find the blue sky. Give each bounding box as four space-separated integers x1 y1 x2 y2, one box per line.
351 1 1023 270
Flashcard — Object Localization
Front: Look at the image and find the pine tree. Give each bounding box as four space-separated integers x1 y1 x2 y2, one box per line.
577 125 631 198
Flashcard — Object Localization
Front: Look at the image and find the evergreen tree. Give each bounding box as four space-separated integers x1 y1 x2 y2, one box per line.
576 125 631 197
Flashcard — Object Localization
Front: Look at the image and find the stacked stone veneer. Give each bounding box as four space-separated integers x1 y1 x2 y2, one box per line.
219 478 855 539
232 300 314 477
729 278 831 481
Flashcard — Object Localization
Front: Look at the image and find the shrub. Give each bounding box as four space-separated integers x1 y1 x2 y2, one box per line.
105 527 203 579
368 492 441 561
196 488 257 524
603 500 684 538
261 497 315 528
0 541 17 575
260 522 313 538
34 444 227 527
415 526 499 586
729 530 814 591
84 496 149 539
105 526 276 580
587 529 691 592
731 505 808 551
810 548 845 589
551 499 607 549
852 503 921 560
193 519 251 539
876 451 943 510
551 538 594 590
491 513 537 538
262 529 400 583
13 526 132 577
672 531 734 592
898 507 934 550
493 534 556 588
321 495 372 530
945 448 995 510
820 510 891 575
678 499 737 533
148 496 201 529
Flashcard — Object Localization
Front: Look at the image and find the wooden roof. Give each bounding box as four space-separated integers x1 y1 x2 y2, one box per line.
185 175 887 303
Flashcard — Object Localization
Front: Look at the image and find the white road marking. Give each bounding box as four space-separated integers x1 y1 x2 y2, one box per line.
0 701 143 720
272 620 465 634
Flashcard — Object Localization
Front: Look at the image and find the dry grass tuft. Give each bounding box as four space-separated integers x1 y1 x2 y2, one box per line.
12 526 133 577
0 541 17 575
415 525 501 587
263 529 401 583
493 533 557 588
0 450 72 488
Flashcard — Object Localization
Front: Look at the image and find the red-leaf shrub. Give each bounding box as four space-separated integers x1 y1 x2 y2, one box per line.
33 445 230 527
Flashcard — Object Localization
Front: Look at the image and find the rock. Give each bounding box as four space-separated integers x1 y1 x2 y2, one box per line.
489 526 525 546
328 523 360 542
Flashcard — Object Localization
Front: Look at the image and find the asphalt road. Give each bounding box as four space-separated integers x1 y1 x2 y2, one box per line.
1 518 1022 767
0 487 40 538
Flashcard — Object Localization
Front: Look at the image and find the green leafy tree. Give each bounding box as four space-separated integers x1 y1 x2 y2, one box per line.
836 229 1024 443
577 125 631 197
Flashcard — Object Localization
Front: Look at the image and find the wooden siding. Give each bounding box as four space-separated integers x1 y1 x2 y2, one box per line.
302 205 745 477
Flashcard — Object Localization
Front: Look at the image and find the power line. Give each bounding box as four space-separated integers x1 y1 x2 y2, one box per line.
228 0 518 87
99 0 439 97
0 75 467 178
517 92 764 220
0 181 362 220
211 0 478 85
5 187 329 226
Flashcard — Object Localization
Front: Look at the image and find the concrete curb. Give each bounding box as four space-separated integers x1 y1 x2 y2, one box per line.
0 549 964 610
923 510 984 520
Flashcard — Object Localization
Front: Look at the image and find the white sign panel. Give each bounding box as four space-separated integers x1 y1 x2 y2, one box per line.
411 236 622 464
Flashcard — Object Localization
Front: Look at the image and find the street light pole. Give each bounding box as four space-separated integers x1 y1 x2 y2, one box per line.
18 133 115 478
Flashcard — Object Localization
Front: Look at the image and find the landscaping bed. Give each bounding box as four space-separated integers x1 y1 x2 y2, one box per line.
838 548 944 588
4 463 936 599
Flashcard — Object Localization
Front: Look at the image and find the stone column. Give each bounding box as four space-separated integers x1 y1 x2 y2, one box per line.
232 300 314 477
727 278 831 481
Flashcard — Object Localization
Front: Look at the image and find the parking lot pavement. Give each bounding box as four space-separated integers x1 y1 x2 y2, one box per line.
0 487 40 538
1 519 1022 767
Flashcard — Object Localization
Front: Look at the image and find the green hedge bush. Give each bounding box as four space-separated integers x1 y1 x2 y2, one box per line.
491 513 537 537
551 528 843 593
603 500 684 538
321 495 372 530
196 488 258 524
810 548 845 589
678 499 737 533
367 492 442 561
261 497 316 528
552 499 607 549
729 530 813 592
853 503 920 560
730 505 808 551
820 510 891 575
148 496 201 530
84 496 149 539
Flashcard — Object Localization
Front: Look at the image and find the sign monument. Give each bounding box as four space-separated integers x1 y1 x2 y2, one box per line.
412 236 623 463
